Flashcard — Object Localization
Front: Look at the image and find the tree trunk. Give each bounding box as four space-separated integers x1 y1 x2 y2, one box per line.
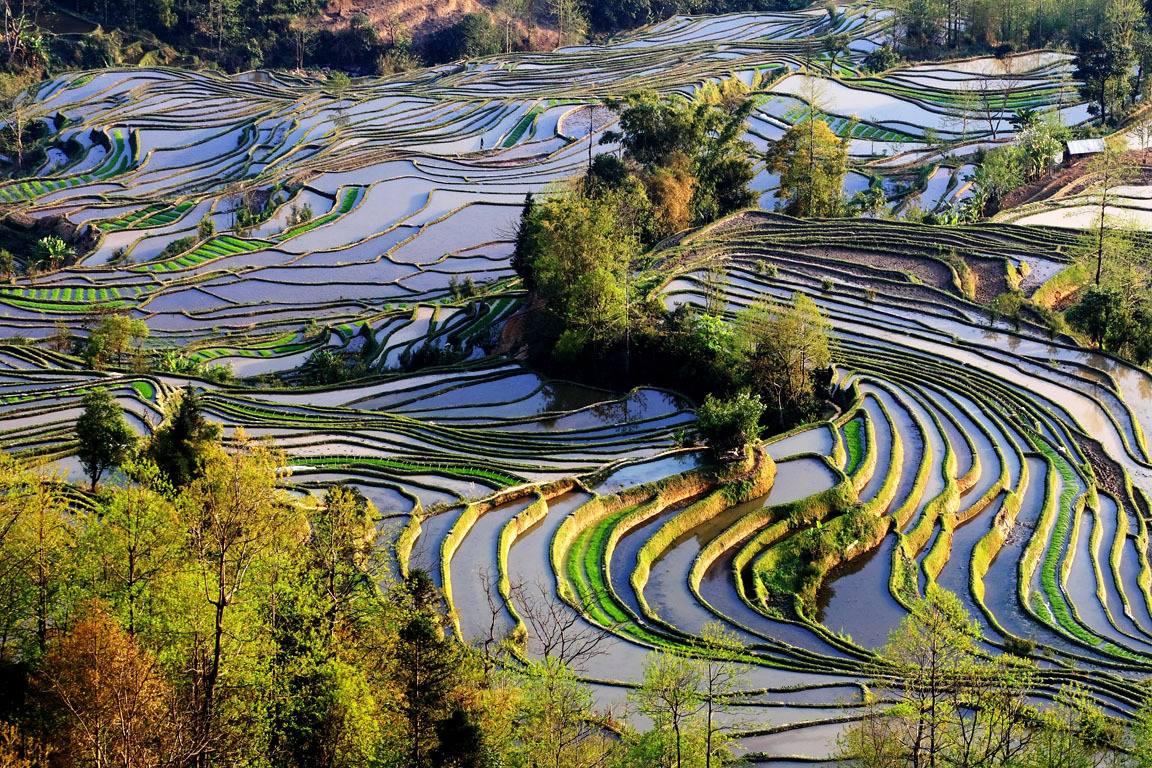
199 567 227 768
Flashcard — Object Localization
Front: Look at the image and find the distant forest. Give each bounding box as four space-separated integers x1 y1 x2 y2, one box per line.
17 0 1150 76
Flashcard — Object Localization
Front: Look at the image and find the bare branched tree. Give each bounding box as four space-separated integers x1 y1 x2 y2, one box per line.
509 577 609 672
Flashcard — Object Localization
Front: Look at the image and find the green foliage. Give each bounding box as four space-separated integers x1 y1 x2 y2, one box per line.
510 657 620 767
602 89 756 229
1076 27 1136 125
427 13 502 63
35 235 73 269
510 191 537 291
144 384 222 488
85 312 149 370
863 43 901 72
695 391 764 457
76 389 136 491
965 145 1025 217
524 185 639 351
197 215 215 240
734 292 834 426
766 118 848 218
156 235 195 261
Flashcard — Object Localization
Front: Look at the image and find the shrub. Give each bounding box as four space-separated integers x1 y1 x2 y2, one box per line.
1003 635 1036 657
863 43 901 73
695 390 764 458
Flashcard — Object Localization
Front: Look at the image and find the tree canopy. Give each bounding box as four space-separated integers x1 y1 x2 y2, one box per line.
75 389 136 491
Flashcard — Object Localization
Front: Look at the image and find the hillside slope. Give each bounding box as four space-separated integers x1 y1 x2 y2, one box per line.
321 0 493 40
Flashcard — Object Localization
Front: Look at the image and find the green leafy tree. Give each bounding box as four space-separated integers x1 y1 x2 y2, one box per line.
394 570 462 768
511 191 538 291
1086 143 1138 285
734 292 834 423
695 391 764 458
85 313 149 370
511 656 620 768
967 144 1025 217
527 187 639 352
824 31 852 69
76 390 137 492
326 70 351 102
0 455 70 659
602 90 755 226
838 587 1041 768
79 461 181 638
197 216 215 240
630 651 705 768
36 235 73 270
1075 30 1135 125
698 622 746 768
308 483 380 641
766 118 848 218
180 432 295 760
145 384 222 488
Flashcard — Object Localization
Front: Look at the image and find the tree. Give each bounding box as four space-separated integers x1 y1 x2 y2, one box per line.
198 215 215 240
0 71 35 170
429 707 490 768
145 384 222 488
824 31 851 70
1130 111 1152 162
0 248 14 280
1016 114 1067 181
326 70 351 102
37 605 182 768
429 13 501 62
1076 30 1134 126
967 145 1024 216
308 483 380 641
602 90 755 227
512 656 619 768
734 292 834 423
1086 143 1138 284
695 391 765 458
511 191 538 291
180 432 295 760
838 587 1041 768
81 462 180 637
893 0 943 56
548 0 587 44
766 117 848 218
863 43 901 73
85 313 149 369
1067 285 1122 347
1130 693 1152 768
394 571 461 768
76 390 136 492
643 161 696 241
631 651 704 768
698 623 746 768
526 187 639 351
35 235 73 270
0 455 70 659
507 578 609 670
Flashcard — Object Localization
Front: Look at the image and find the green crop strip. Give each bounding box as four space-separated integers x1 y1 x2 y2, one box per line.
502 104 545 147
131 381 155 399
308 456 518 486
843 419 864 475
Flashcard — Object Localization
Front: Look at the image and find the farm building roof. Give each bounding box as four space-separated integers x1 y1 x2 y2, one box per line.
1066 138 1106 155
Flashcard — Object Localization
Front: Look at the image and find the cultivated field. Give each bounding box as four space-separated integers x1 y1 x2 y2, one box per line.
4 5 1147 760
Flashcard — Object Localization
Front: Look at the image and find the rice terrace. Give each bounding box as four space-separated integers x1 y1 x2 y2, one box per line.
7 0 1152 765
